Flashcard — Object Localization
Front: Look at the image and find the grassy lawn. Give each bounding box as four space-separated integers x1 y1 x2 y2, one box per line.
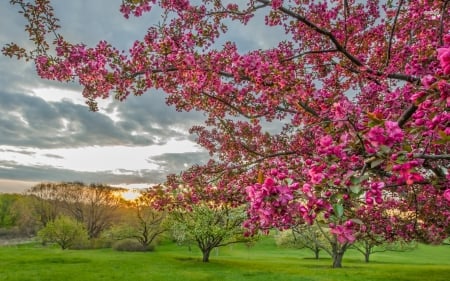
0 239 449 281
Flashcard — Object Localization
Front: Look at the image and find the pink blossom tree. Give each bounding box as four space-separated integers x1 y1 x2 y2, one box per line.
3 0 449 268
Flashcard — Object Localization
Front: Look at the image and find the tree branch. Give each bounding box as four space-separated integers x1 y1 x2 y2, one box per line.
386 0 404 67
413 154 450 160
202 91 266 119
256 0 419 84
343 0 349 47
281 49 338 62
439 0 449 46
397 104 418 128
256 0 364 68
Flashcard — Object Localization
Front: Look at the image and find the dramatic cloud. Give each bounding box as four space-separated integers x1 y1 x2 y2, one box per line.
0 0 284 193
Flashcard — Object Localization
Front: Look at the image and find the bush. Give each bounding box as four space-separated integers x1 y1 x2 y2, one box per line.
112 239 155 252
37 216 88 250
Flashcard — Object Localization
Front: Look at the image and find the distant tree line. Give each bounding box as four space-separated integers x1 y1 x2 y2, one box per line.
0 181 251 262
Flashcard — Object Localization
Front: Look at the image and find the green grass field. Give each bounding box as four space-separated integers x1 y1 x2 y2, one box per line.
1 238 449 281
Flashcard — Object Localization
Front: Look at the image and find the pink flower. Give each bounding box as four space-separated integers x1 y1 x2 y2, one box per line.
271 0 283 9
330 225 356 244
319 135 333 147
437 48 450 75
444 34 450 46
421 75 436 88
385 121 404 143
444 189 450 202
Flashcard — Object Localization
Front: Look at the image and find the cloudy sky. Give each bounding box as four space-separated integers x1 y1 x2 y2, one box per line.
0 0 281 193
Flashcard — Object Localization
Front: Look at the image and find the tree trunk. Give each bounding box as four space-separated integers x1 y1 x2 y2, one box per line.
332 251 344 268
364 243 371 263
202 248 211 262
314 247 320 259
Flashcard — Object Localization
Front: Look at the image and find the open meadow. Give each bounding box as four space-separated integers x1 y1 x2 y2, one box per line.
1 238 449 281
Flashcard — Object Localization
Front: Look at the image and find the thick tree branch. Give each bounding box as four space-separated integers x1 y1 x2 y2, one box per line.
256 0 419 84
397 104 418 128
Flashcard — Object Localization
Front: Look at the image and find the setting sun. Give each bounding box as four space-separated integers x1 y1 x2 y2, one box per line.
120 189 141 201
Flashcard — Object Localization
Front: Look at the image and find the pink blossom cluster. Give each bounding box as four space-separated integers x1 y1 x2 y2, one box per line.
365 121 404 153
120 0 153 18
245 164 335 229
391 160 424 185
365 182 384 205
329 221 356 244
437 35 450 75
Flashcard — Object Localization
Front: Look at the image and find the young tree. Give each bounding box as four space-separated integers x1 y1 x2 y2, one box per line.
352 236 417 263
352 198 418 263
110 193 166 250
151 181 250 262
275 224 324 259
170 204 248 262
38 215 88 250
4 0 450 267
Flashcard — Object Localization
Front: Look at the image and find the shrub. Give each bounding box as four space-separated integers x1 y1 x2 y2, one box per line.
112 239 154 252
37 216 88 250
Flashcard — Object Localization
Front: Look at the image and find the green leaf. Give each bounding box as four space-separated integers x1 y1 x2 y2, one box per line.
379 145 391 154
350 176 359 185
350 185 361 194
351 218 364 225
333 204 344 218
371 158 384 169
360 174 369 182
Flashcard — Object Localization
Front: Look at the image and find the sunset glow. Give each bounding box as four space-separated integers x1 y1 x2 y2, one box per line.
120 189 141 201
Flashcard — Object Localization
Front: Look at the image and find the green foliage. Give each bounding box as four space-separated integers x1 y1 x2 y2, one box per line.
275 225 327 259
37 216 88 250
274 230 301 248
170 204 250 262
0 194 20 228
112 239 154 252
9 195 41 236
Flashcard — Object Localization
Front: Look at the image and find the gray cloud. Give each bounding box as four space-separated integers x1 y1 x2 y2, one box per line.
0 0 286 192
0 160 164 186
0 90 158 148
111 91 206 142
149 151 211 174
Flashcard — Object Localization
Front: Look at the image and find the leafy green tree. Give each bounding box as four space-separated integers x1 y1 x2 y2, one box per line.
38 215 88 250
10 195 41 236
171 204 248 262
